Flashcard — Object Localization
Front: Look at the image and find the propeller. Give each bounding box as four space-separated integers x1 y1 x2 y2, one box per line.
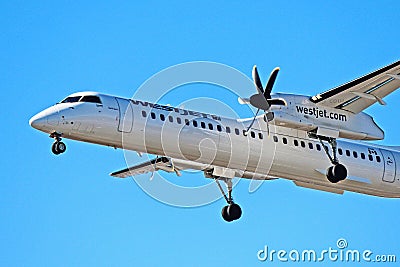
250 66 281 110
241 65 287 134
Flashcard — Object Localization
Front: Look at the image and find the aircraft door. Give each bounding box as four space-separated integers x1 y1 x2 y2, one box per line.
380 149 396 183
115 98 133 133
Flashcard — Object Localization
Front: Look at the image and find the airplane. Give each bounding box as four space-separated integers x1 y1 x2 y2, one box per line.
29 61 400 222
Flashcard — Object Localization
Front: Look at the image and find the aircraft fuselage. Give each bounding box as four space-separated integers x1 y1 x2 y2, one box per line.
29 92 400 198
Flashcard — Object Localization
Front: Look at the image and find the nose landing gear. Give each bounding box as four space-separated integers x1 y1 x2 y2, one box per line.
50 132 66 155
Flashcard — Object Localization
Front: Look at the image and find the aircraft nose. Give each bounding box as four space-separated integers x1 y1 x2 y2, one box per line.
29 107 59 131
29 112 47 129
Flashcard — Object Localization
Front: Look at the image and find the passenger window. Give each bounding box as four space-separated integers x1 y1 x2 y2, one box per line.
142 111 147 117
193 120 198 127
361 153 365 159
346 150 350 157
368 155 373 161
338 148 343 155
80 95 102 104
376 156 381 163
243 130 248 136
316 144 321 151
168 116 173 122
235 128 240 135
300 141 305 148
185 119 190 126
259 133 263 139
217 125 222 132
294 140 299 146
208 123 213 130
160 114 165 121
151 112 156 119
250 131 255 138
353 151 358 158
201 122 206 129
308 143 313 149
226 127 231 133
273 136 278 142
283 137 288 144
177 117 182 124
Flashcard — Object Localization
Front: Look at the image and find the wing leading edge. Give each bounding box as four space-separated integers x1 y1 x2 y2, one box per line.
310 60 400 113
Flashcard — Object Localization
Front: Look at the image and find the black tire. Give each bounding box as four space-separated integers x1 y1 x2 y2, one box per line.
326 164 347 183
52 142 60 155
227 203 242 221
221 206 233 222
56 141 66 154
333 164 347 181
326 166 339 183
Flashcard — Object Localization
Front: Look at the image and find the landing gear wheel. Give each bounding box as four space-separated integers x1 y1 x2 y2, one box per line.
56 141 66 153
227 203 242 221
221 206 233 222
221 204 242 222
52 141 66 155
333 164 347 181
51 142 60 155
313 135 348 183
50 133 66 155
326 164 347 183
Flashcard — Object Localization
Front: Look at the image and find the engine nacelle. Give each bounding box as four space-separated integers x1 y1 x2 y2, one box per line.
270 94 384 140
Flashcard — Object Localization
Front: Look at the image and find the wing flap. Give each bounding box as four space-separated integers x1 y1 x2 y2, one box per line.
110 157 174 178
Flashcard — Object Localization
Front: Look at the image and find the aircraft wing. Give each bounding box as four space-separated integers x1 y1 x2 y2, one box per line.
110 156 179 178
310 60 400 113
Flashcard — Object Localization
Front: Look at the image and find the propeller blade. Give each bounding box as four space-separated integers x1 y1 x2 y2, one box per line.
264 67 280 99
238 97 251 105
252 65 264 95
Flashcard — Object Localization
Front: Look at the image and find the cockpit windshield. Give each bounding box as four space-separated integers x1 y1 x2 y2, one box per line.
80 95 102 104
59 95 102 104
60 96 82 103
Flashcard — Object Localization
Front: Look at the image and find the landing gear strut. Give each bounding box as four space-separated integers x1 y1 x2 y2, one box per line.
214 178 242 222
50 132 66 155
315 135 347 183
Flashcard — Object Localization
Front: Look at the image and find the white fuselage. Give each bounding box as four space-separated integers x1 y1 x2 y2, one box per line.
29 92 400 198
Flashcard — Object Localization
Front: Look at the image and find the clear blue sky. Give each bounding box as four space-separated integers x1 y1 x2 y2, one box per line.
1 1 400 266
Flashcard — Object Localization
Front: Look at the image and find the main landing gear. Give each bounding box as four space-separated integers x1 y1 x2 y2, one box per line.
315 136 347 183
50 132 66 155
214 178 242 222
